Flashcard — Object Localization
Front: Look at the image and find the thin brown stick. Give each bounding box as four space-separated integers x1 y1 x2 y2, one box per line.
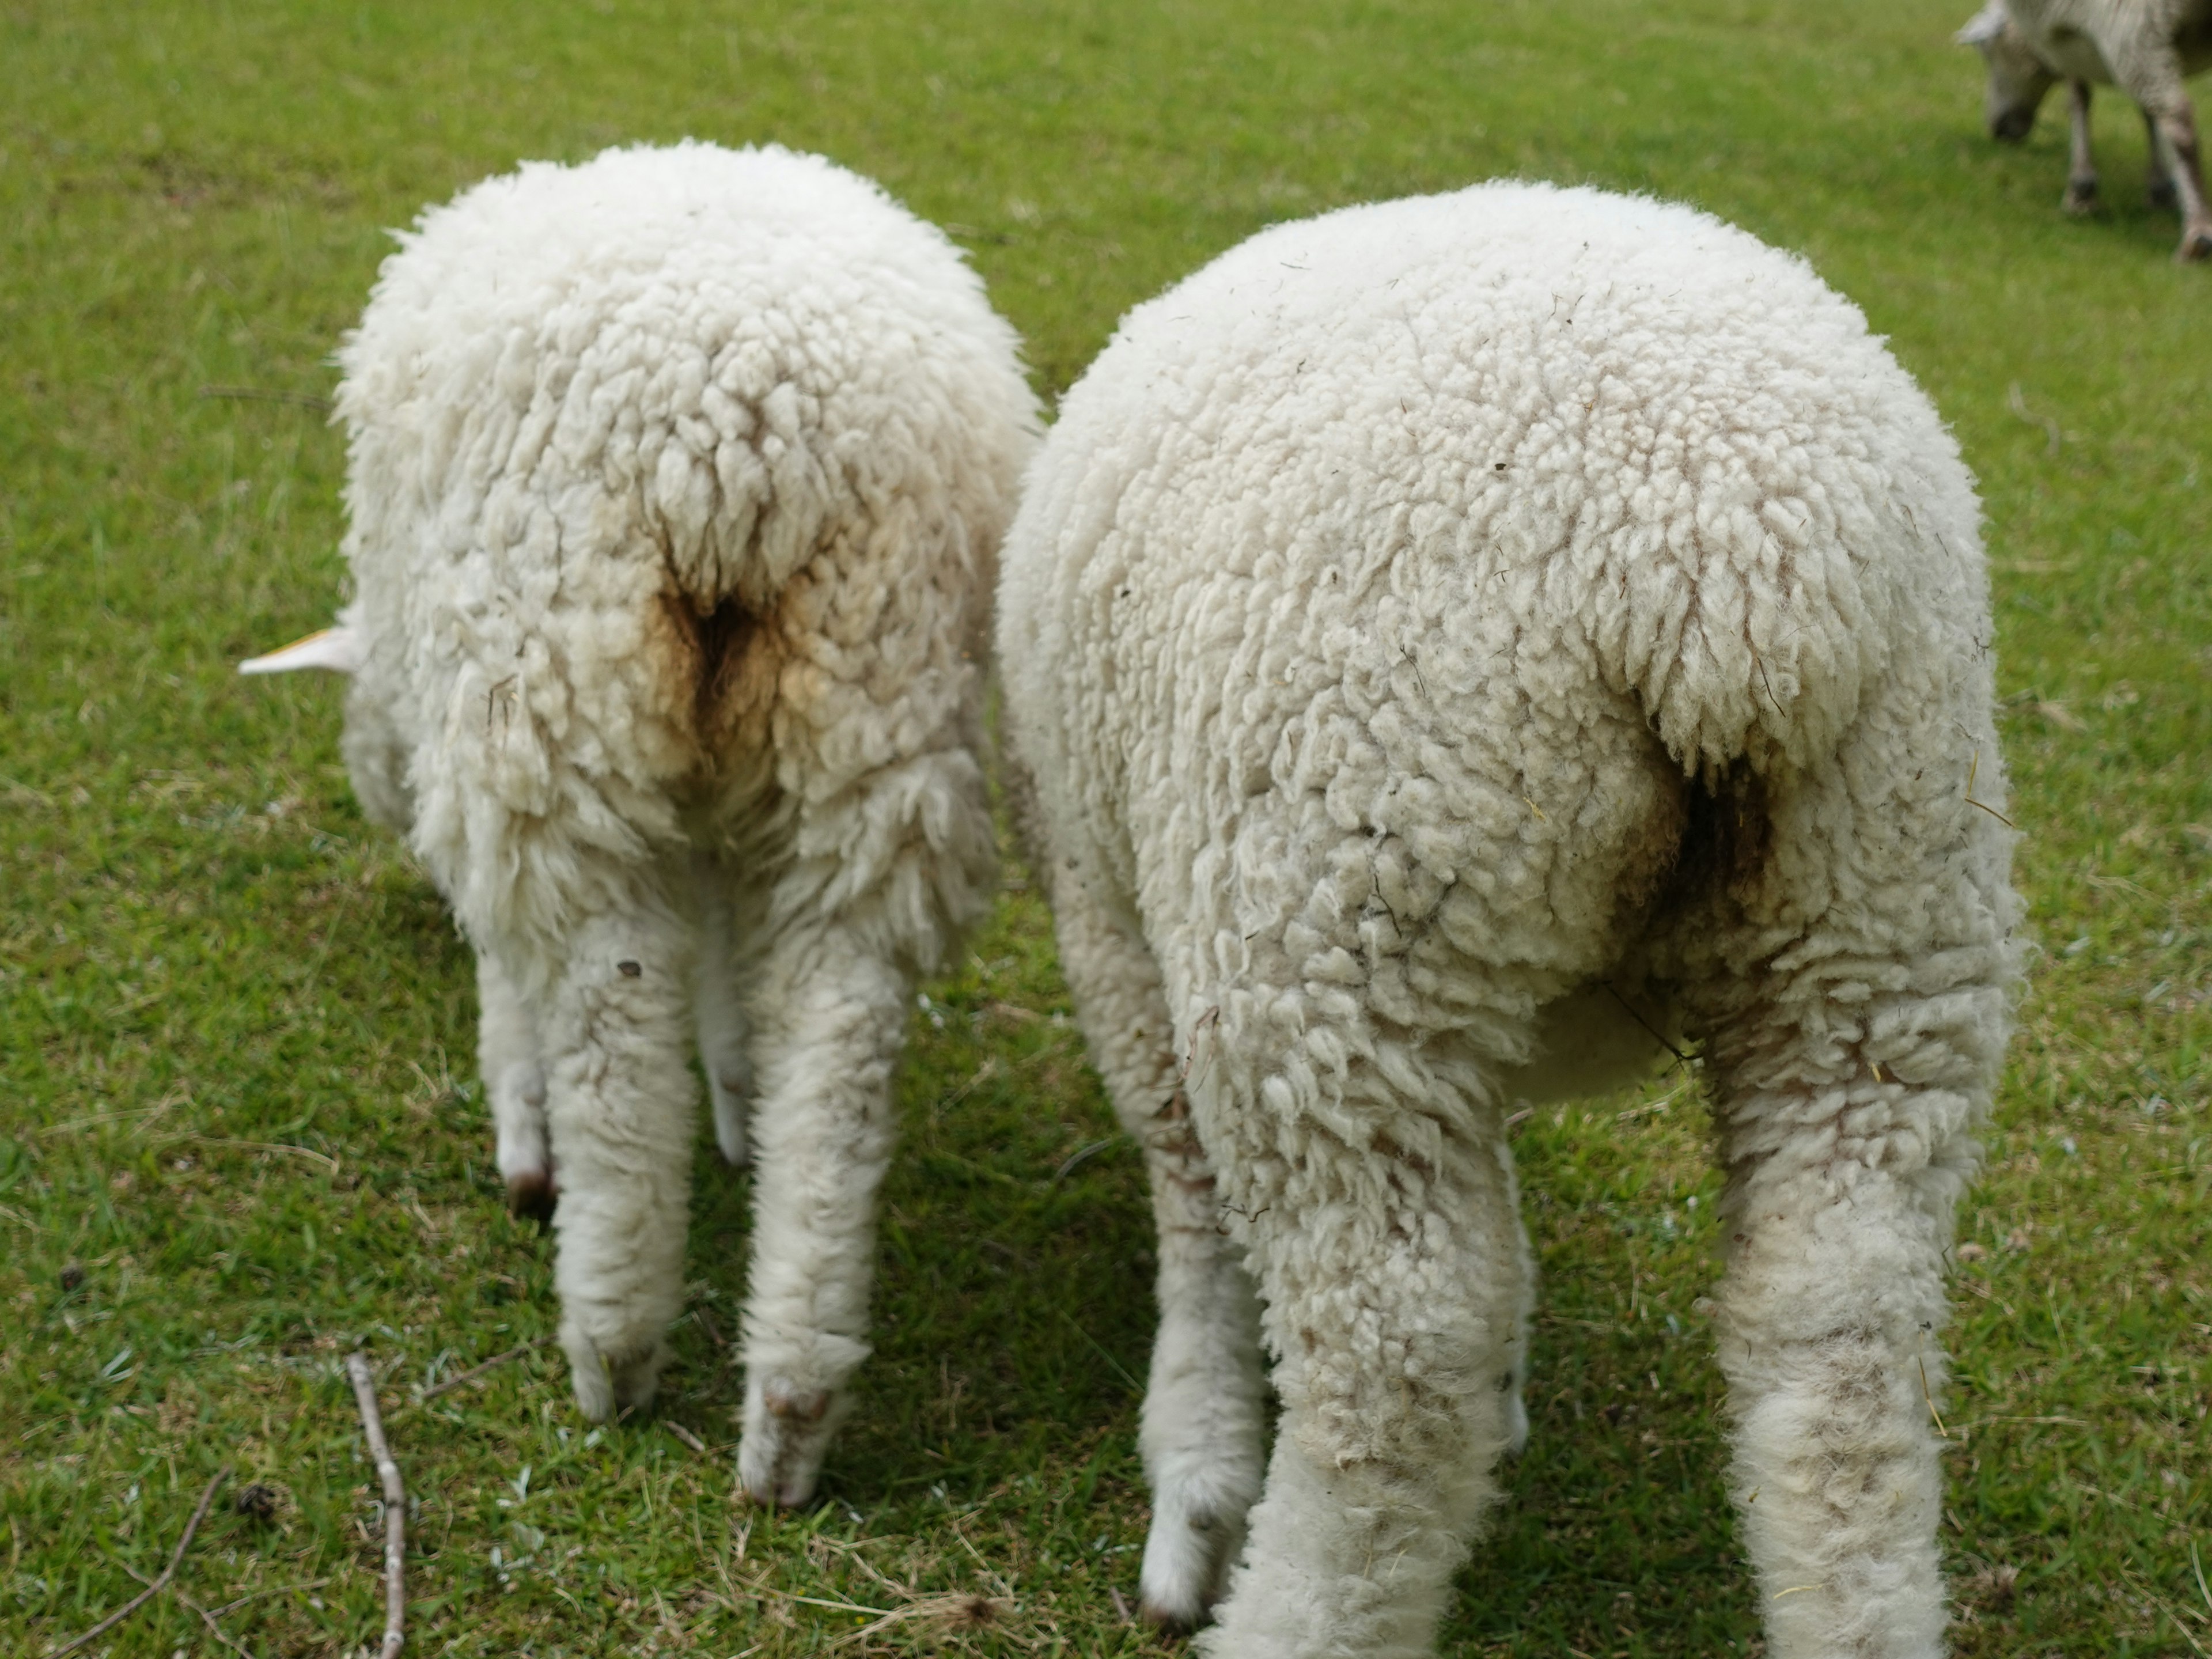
346 1353 406 1659
121 1565 252 1659
414 1334 552 1403
207 1575 334 1619
46 1467 227 1658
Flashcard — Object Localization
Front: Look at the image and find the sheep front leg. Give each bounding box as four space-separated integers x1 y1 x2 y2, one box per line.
535 900 702 1422
2065 79 2100 213
733 923 911 1506
477 949 552 1222
2143 107 2180 209
1050 870 1265 1630
692 853 756 1168
1200 1077 1532 1659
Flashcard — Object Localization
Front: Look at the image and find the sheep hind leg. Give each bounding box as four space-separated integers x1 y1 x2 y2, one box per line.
1197 1047 1532 1659
2119 55 2212 257
2065 79 2100 214
477 949 553 1224
692 852 756 1168
2153 100 2212 259
732 919 913 1508
1050 870 1264 1631
1671 695 2016 1658
531 884 703 1422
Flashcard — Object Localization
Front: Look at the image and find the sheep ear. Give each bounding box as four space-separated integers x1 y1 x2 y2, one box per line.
1956 2 2007 46
238 625 362 676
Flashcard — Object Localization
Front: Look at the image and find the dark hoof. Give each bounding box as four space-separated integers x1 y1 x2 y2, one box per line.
2063 179 2099 216
2179 228 2212 263
506 1171 558 1226
1138 1600 1197 1639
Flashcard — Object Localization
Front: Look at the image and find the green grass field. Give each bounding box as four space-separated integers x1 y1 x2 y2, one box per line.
3 2 2207 1654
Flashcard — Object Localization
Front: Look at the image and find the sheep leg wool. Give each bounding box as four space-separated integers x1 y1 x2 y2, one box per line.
998 181 2019 1659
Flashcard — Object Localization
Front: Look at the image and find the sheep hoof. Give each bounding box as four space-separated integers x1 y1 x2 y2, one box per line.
566 1336 666 1423
2063 178 2100 216
1137 1599 1200 1638
2177 226 2212 263
569 1346 618 1423
506 1171 558 1227
738 1378 846 1508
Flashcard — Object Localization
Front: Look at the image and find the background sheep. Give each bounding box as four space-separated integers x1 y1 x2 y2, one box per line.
247 141 1036 1505
1957 0 2212 259
999 182 2021 1659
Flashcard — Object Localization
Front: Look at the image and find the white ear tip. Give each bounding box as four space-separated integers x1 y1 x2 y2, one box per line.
238 626 362 675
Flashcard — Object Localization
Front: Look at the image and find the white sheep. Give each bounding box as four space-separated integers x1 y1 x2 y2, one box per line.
244 141 1036 1505
1957 0 2212 259
998 181 2020 1659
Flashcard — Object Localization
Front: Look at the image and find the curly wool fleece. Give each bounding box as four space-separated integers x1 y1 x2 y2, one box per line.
999 181 2020 1659
328 142 1035 1503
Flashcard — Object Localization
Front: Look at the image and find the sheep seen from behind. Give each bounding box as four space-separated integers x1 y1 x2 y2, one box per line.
247 142 1036 1505
998 183 2021 1659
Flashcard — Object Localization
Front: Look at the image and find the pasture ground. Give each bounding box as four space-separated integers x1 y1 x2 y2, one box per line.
2 1 2207 1654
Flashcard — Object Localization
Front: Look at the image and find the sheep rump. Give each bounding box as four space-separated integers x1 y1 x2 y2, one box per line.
325 141 1035 1503
999 182 2020 1659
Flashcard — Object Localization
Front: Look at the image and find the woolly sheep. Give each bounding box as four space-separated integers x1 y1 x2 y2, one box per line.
245 142 1036 1505
998 182 2020 1659
1957 0 2212 259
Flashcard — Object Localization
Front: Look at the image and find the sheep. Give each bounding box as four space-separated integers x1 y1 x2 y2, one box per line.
243 141 1037 1505
1957 0 2212 259
997 181 2021 1659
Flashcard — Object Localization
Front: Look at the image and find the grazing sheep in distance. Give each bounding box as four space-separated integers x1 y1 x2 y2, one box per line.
1957 0 2212 259
998 182 2020 1659
244 141 1036 1505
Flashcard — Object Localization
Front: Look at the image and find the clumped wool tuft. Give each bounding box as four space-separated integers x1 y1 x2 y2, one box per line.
998 182 2020 1659
276 142 1036 1505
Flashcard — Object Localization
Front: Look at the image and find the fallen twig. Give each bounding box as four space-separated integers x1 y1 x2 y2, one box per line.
46 1467 227 1658
206 1575 334 1619
828 1590 1008 1650
1051 1137 1119 1183
414 1334 552 1403
2006 380 2062 456
198 383 334 414
665 1420 710 1456
346 1353 407 1659
121 1565 253 1659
